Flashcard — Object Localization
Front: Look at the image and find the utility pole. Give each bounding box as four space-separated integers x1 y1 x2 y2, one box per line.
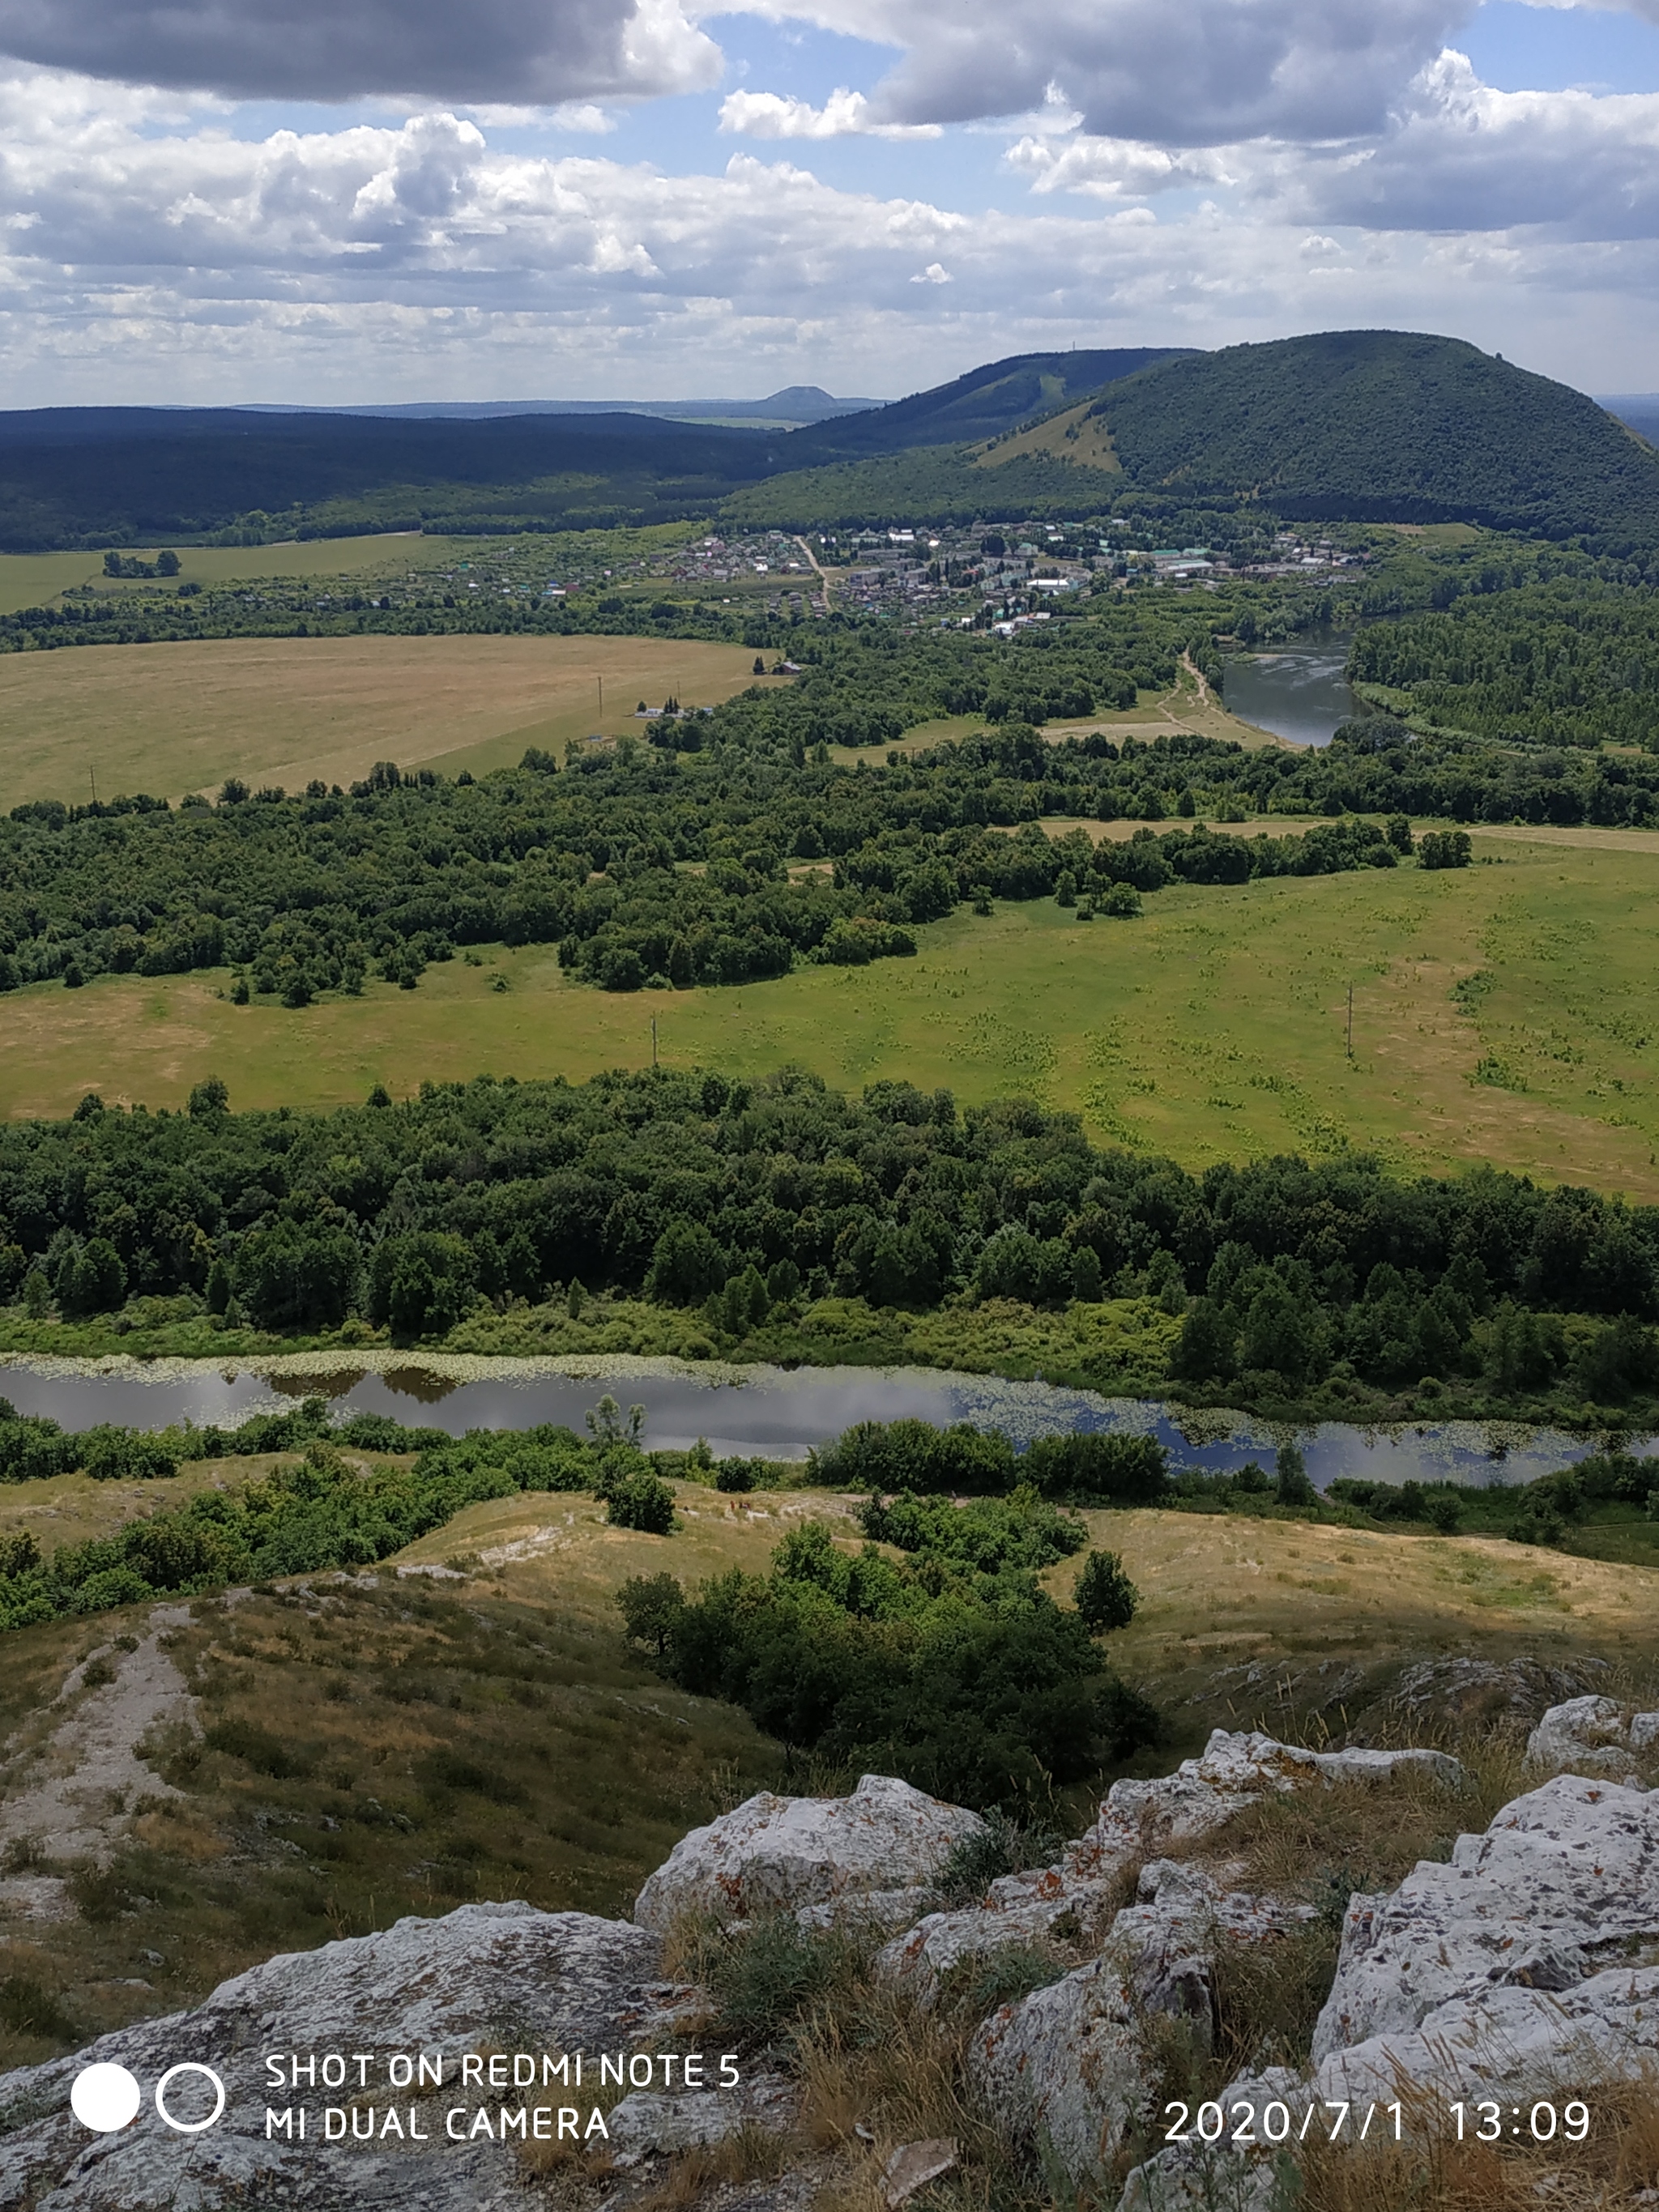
1346 984 1354 1060
598 676 603 719
89 765 97 805
650 1015 658 1070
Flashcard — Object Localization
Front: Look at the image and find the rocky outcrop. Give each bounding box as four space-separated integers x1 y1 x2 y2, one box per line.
1312 1771 1659 2070
880 1733 1461 2000
1525 1694 1659 1778
1123 1771 1659 2208
971 1861 1312 2176
0 1903 674 2211
633 1775 984 1933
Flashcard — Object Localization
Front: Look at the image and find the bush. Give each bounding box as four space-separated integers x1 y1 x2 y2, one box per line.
1419 829 1473 870
607 1472 676 1534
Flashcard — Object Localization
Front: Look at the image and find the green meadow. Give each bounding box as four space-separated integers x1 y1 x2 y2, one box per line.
3 825 1656 1199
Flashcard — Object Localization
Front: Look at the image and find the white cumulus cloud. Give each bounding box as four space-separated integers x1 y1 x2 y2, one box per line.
719 87 940 139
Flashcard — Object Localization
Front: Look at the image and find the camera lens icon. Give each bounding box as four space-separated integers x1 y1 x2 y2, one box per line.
70 2061 227 2135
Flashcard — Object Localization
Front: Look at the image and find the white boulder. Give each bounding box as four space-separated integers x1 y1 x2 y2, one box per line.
882 1733 1461 2001
1312 1772 1659 2064
1525 1694 1637 1777
972 1862 1313 2180
633 1775 984 1932
0 1903 675 2212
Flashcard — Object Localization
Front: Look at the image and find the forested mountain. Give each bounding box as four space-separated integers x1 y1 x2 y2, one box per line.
738 332 1659 540
3 333 1654 549
1086 332 1659 537
778 349 1190 462
0 408 783 551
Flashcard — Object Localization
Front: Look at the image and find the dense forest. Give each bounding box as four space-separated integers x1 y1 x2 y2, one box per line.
1 1069 1656 1430
8 594 1658 1002
1349 578 1659 748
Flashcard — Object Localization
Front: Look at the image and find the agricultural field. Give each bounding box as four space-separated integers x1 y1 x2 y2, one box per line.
0 534 462 616
0 633 784 808
2 825 1657 1199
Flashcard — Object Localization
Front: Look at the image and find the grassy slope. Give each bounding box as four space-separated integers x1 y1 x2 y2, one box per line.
2 829 1656 1198
0 1478 787 2072
0 635 785 808
3 1461 1657 2069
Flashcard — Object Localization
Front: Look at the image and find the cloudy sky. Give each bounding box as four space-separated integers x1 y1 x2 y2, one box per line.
3 0 1659 406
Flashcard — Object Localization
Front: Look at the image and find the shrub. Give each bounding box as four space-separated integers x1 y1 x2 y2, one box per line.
607 1472 676 1534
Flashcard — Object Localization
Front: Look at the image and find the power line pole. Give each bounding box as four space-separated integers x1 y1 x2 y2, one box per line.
1346 984 1354 1060
650 1015 658 1070
89 765 97 805
597 676 603 720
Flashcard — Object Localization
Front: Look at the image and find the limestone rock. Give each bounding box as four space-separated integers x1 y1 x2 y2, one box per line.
1633 1712 1659 1753
881 2137 958 2207
1383 1655 1607 1735
1077 1732 1462 1871
972 1862 1311 2181
1525 1694 1636 1777
0 1903 672 2212
633 1775 983 1933
881 1733 1457 2003
609 2076 796 2166
1312 1773 1659 2063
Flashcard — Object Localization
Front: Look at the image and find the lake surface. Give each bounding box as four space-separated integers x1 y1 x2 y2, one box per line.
1 1355 1640 1493
1222 635 1355 749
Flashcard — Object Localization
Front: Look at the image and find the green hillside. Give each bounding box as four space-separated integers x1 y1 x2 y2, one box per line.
1090 330 1659 538
731 330 1659 541
722 444 1128 529
781 347 1189 462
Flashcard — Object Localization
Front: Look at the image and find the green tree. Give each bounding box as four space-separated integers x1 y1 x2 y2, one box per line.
1074 1548 1138 1633
62 1239 126 1318
1274 1443 1316 1507
188 1075 229 1118
607 1472 676 1534
616 1571 685 1655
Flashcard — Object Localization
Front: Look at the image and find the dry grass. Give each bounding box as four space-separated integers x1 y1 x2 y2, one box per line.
0 633 784 808
0 1573 779 2070
1294 2069 1659 2211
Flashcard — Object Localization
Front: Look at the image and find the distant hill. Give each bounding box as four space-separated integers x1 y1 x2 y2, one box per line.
1086 332 1659 536
236 387 878 428
5 335 1656 552
736 332 1659 539
781 349 1192 462
0 409 784 550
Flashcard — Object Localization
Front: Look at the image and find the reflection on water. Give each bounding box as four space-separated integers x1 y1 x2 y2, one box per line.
266 1368 366 1400
1 1356 1644 1493
382 1366 463 1404
1222 635 1356 750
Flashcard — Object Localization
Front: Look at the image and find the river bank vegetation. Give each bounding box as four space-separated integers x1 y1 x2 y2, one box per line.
2 1069 1657 1435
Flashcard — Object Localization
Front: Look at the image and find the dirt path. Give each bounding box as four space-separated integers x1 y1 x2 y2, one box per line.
0 1605 197 1920
794 535 831 611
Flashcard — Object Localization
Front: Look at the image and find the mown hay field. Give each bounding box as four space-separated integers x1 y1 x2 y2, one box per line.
0 633 783 808
1 829 1656 1197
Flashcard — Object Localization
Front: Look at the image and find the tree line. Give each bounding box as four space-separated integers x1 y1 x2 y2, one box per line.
2 1068 1657 1426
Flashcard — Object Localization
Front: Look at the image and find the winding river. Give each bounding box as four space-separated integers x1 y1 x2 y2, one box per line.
0 1355 1640 1493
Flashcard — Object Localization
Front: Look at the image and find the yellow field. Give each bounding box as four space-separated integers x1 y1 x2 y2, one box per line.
2 827 1656 1198
0 634 784 806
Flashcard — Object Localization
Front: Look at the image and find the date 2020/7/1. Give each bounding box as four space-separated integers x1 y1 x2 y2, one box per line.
1164 2099 1593 2148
